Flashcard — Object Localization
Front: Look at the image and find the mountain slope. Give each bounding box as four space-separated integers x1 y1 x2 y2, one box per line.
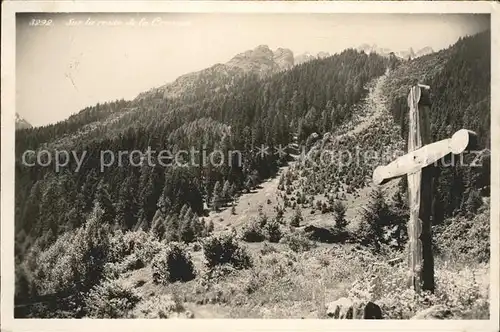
13 31 491 319
137 45 294 102
382 30 490 222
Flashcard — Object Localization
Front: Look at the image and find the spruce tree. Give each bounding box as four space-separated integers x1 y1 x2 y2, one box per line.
290 206 303 227
333 200 347 231
359 187 389 251
94 179 116 225
211 181 221 211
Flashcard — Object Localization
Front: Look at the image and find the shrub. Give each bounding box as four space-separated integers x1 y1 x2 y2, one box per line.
275 206 285 224
260 242 278 255
205 220 215 236
202 233 252 270
108 230 127 263
84 279 141 318
122 230 149 256
192 242 202 252
266 220 283 243
151 242 196 284
201 264 237 283
103 253 145 279
281 231 316 252
129 294 185 318
240 219 266 242
348 259 489 319
20 204 110 304
435 199 490 263
136 237 164 264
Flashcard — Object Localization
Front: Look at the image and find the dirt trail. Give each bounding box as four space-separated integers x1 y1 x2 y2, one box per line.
186 70 401 318
206 70 397 232
206 166 289 232
339 70 401 221
342 71 388 138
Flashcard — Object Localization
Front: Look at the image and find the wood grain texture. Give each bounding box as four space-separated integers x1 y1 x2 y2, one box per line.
407 85 434 293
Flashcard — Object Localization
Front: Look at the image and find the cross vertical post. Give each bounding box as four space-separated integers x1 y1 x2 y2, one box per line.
406 85 434 293
373 85 478 294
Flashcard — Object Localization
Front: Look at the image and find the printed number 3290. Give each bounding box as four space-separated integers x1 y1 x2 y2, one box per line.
29 19 53 26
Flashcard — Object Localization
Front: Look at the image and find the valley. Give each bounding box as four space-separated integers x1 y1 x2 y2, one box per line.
13 30 491 320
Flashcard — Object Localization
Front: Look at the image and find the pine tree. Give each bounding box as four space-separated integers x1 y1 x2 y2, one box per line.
391 189 409 250
333 201 347 231
39 182 60 237
21 181 43 235
69 192 87 230
229 183 237 198
222 180 231 205
79 202 110 291
211 181 221 211
206 219 215 236
359 188 389 251
245 178 253 193
290 206 303 227
115 176 138 230
165 214 180 242
464 188 483 217
94 179 116 225
179 215 194 243
179 204 189 221
191 215 204 239
150 210 166 239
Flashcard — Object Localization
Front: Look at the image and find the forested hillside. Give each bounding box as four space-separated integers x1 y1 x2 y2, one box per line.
383 30 490 222
14 31 491 319
15 48 388 311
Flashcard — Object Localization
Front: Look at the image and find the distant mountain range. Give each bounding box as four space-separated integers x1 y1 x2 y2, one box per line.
16 113 32 130
356 43 434 59
294 45 434 65
19 43 435 126
137 43 434 102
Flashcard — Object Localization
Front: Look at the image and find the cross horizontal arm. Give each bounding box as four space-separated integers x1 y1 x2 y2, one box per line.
373 129 476 185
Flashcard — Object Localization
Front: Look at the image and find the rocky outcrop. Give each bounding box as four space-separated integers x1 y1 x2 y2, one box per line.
317 51 331 59
227 45 275 74
143 45 339 101
16 113 32 130
227 45 294 75
294 53 316 65
294 51 330 65
415 46 434 57
273 48 294 71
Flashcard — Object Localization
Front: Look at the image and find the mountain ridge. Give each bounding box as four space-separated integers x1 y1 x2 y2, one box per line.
356 44 434 59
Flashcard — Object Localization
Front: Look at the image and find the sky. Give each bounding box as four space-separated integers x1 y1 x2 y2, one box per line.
16 13 490 127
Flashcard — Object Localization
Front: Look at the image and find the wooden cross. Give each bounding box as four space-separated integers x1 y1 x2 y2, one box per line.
372 84 477 293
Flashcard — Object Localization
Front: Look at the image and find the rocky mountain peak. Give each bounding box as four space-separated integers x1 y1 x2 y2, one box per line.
16 113 32 130
227 45 293 74
317 51 331 59
294 52 316 65
273 48 294 71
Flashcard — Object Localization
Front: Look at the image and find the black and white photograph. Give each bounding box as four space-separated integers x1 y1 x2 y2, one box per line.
1 1 499 330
